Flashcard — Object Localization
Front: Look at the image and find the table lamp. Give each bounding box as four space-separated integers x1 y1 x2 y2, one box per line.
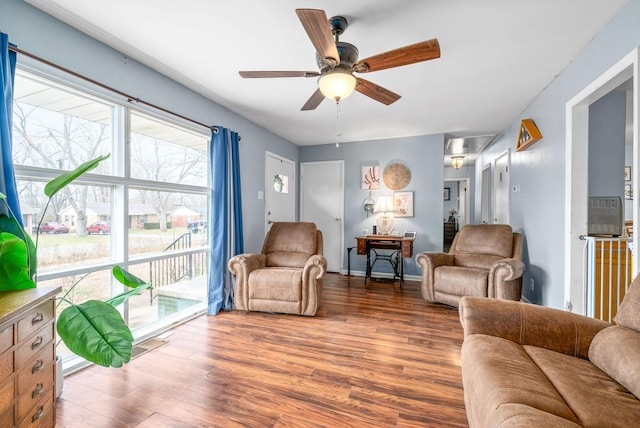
374 195 394 235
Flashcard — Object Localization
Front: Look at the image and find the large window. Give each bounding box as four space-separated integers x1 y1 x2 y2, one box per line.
12 69 211 367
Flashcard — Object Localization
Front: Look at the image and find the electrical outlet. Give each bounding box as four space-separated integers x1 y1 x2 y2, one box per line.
529 278 535 292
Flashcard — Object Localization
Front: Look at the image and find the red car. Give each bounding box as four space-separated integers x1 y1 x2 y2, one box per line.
87 221 111 235
39 222 70 234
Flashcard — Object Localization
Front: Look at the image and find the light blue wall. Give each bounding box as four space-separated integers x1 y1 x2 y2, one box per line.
0 0 297 254
588 91 626 200
300 134 445 277
476 0 640 308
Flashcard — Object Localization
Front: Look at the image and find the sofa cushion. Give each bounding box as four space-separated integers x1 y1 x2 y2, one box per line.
613 275 640 331
461 334 579 427
434 266 488 297
454 224 513 258
589 325 640 399
525 345 640 427
248 268 302 302
263 222 317 268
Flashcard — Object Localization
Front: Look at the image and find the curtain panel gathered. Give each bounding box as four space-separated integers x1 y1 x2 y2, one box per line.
0 32 22 224
208 126 243 315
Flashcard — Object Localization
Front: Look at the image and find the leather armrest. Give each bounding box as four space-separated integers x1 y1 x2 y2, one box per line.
303 254 327 281
228 253 266 275
490 258 525 281
415 252 454 269
459 296 610 359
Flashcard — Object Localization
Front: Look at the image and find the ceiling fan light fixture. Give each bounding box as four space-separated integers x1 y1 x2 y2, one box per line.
318 71 357 101
451 155 465 169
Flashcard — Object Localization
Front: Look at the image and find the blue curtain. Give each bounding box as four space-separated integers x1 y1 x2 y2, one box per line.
0 33 22 225
208 126 243 314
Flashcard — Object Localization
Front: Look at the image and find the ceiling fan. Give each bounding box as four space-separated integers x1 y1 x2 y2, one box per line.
239 9 441 111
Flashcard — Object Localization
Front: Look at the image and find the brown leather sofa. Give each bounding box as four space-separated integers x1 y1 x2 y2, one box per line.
415 224 524 306
227 222 326 316
459 277 640 427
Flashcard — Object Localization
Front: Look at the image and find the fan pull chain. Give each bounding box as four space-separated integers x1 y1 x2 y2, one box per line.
335 101 342 147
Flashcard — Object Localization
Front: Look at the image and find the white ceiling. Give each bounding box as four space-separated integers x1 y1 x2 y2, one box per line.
25 0 628 147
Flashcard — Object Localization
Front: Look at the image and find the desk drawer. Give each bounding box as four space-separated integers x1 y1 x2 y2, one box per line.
15 324 54 370
17 344 54 397
16 301 54 343
16 386 53 427
0 324 13 355
0 375 15 415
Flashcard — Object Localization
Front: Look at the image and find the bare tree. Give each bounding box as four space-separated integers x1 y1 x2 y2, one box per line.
13 103 110 235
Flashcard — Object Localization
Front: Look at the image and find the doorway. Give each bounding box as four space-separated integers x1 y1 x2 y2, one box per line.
565 48 639 315
265 152 295 232
480 164 492 224
300 161 345 272
494 150 510 224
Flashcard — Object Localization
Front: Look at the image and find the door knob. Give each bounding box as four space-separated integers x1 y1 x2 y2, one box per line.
335 217 341 221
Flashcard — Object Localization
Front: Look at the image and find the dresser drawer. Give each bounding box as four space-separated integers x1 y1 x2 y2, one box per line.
0 324 13 355
17 344 54 397
0 403 14 428
16 301 54 343
0 375 15 415
16 386 53 428
15 323 54 370
0 348 14 384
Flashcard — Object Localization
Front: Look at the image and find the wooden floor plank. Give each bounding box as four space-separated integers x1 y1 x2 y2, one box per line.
56 273 468 427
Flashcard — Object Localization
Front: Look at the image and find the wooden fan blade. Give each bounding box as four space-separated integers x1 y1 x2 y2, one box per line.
301 88 325 111
355 78 401 105
239 71 320 78
355 38 440 73
296 9 340 66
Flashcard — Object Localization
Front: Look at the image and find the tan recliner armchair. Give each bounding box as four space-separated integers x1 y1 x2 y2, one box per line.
228 222 327 316
415 224 524 306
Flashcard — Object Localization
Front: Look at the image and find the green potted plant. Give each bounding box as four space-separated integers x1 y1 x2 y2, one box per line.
0 154 151 369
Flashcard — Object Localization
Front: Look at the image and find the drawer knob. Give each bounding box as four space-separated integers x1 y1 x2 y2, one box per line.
32 382 45 398
31 335 44 350
32 359 44 374
31 312 45 325
32 405 44 422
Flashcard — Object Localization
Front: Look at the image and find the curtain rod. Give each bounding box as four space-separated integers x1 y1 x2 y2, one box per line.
9 45 215 131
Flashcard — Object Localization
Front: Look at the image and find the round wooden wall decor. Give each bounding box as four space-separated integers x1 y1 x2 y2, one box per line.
383 163 411 190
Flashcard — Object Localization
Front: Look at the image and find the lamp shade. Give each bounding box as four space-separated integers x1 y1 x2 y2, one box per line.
374 195 394 213
374 195 394 235
451 155 465 169
318 71 357 101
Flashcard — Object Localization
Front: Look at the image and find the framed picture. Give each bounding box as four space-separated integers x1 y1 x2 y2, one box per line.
393 191 414 217
625 165 632 181
444 187 450 201
625 183 632 200
361 165 380 190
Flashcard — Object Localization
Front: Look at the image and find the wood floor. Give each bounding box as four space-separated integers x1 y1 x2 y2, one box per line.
55 273 469 427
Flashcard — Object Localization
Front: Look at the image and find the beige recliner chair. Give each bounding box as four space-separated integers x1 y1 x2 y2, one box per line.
227 222 327 316
415 224 524 306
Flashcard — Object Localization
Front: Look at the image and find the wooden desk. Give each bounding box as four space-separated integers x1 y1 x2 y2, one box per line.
355 235 415 285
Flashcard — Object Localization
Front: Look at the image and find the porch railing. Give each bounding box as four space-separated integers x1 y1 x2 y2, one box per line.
149 232 207 303
585 236 633 322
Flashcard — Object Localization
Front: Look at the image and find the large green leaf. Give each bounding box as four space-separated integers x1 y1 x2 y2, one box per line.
56 300 133 368
107 266 152 307
112 265 148 288
0 212 37 279
0 232 36 290
44 154 110 198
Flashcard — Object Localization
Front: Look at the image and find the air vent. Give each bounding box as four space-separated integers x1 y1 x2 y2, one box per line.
588 196 623 237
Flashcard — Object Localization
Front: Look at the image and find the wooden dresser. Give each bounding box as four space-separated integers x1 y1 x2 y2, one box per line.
0 286 61 428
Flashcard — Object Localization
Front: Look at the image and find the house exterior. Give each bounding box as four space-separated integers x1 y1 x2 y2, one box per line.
58 202 165 230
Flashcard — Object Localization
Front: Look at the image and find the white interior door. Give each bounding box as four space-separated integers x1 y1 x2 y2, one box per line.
300 161 344 272
265 152 295 232
459 178 469 228
481 164 492 224
494 150 510 224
